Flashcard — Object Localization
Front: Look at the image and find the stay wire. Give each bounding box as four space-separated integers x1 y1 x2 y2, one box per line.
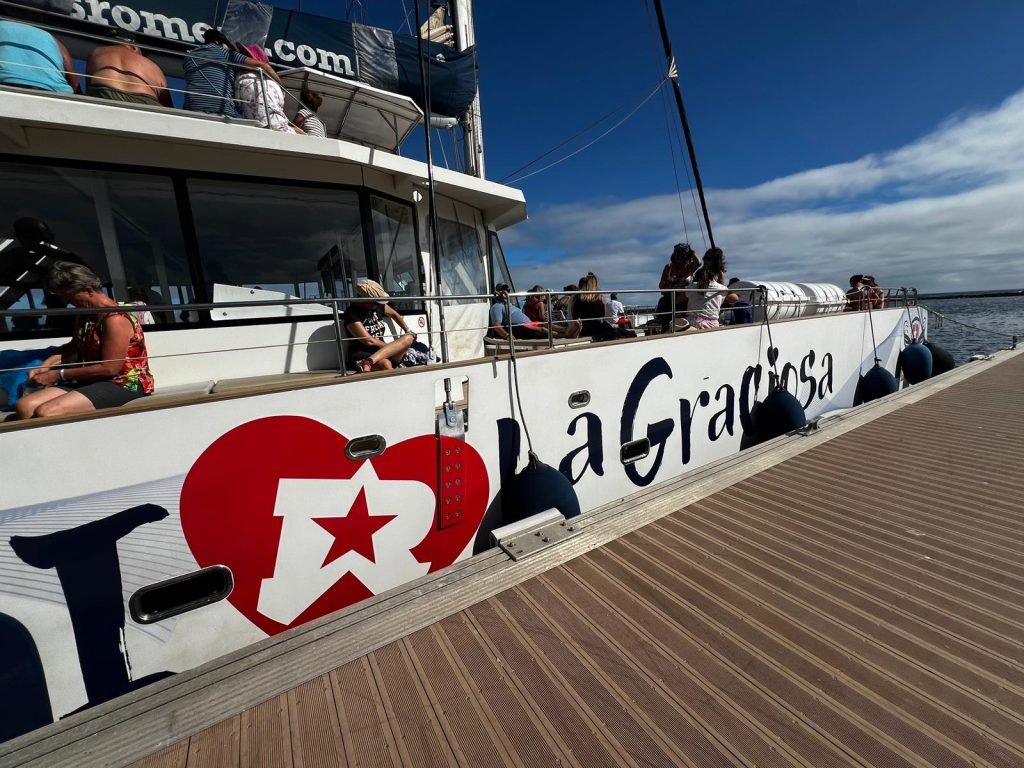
759 286 781 380
865 288 881 364
498 90 654 185
919 303 1022 340
504 293 536 459
642 0 690 243
505 79 668 186
643 0 706 250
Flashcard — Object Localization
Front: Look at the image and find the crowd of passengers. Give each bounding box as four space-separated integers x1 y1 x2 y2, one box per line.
2 233 886 419
488 244 755 342
0 19 326 134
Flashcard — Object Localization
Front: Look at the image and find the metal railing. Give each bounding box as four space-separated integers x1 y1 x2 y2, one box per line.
0 13 312 133
0 284 914 384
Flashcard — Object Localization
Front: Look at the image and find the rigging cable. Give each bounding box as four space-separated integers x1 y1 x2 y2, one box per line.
504 293 536 458
498 82 665 185
503 79 668 186
412 0 450 364
642 0 697 246
918 304 1021 346
396 0 413 34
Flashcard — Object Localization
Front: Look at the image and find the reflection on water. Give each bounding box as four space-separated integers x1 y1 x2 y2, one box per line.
923 296 1024 364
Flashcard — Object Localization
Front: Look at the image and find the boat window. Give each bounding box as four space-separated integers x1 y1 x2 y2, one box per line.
488 231 514 292
438 214 487 306
370 196 420 311
0 163 191 335
187 180 369 319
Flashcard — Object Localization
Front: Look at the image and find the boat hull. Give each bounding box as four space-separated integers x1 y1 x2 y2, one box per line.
0 308 924 738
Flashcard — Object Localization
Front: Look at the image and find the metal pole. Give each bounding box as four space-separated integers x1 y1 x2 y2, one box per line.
545 291 554 348
651 0 715 249
451 0 485 178
670 290 676 333
331 299 349 376
413 0 451 363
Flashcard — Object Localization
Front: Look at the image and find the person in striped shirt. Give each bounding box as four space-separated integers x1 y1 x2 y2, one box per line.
294 87 326 137
183 27 280 118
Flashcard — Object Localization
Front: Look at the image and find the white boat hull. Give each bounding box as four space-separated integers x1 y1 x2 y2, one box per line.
0 308 925 735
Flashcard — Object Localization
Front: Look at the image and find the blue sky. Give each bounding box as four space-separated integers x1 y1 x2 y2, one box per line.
291 1 1024 292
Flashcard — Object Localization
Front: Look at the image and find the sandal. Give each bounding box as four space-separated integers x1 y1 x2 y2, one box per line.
356 359 373 373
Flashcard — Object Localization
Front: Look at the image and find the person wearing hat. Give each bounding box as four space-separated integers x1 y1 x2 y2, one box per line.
342 279 416 372
86 32 172 107
183 26 280 117
235 42 302 133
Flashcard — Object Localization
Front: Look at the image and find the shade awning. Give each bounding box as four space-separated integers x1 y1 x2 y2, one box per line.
278 67 423 152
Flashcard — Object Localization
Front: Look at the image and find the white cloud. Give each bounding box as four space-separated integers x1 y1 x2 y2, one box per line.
503 89 1024 296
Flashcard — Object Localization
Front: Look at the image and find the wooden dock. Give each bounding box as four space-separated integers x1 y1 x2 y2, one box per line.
3 348 1023 768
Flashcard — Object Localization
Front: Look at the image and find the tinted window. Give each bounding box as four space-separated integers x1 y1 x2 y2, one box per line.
438 218 486 305
370 196 420 310
187 179 368 310
0 163 190 335
489 231 513 291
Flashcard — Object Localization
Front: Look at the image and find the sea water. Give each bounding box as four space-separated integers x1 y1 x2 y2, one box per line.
923 295 1024 364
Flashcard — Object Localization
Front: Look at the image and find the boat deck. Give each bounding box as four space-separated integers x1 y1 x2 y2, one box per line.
4 348 1023 768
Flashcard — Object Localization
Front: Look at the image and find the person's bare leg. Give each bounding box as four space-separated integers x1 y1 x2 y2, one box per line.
23 390 94 419
13 387 66 420
379 333 414 367
370 358 394 372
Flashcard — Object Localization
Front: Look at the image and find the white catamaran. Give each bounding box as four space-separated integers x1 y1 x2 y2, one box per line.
0 0 929 742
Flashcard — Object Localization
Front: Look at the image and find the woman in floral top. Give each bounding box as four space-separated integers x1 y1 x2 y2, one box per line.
15 261 154 419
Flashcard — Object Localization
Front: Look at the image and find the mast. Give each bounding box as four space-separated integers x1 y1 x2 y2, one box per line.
651 0 715 249
413 0 450 363
450 0 485 178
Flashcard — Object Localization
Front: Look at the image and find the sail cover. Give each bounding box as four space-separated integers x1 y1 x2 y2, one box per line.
7 0 477 117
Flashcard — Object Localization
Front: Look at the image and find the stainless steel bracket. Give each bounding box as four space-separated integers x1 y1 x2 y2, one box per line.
491 510 581 561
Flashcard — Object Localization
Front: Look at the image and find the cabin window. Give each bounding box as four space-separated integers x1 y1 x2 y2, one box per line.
489 231 513 292
370 196 420 311
438 214 487 305
187 180 369 318
0 163 190 335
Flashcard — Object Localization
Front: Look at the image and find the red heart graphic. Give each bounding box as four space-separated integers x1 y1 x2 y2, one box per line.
180 416 488 636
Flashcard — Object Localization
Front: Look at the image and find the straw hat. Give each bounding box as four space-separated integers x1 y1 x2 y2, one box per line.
356 279 390 302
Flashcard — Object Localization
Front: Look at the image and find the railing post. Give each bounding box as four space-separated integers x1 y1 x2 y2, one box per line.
331 299 349 376
505 292 515 356
670 290 676 334
257 67 270 129
545 291 554 349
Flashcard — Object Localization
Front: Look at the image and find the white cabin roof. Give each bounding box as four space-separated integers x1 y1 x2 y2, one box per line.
0 85 527 230
277 67 422 151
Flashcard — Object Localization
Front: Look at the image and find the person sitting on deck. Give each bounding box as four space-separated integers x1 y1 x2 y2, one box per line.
0 20 78 95
862 274 886 309
86 33 172 107
720 278 753 325
14 261 154 419
235 43 302 133
294 87 326 137
656 242 700 330
183 27 280 118
608 292 626 324
488 284 546 340
573 273 634 341
343 279 422 372
688 248 730 329
845 275 866 311
553 284 576 322
522 285 582 339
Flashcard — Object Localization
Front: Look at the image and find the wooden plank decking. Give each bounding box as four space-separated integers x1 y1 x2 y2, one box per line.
4 348 1023 768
